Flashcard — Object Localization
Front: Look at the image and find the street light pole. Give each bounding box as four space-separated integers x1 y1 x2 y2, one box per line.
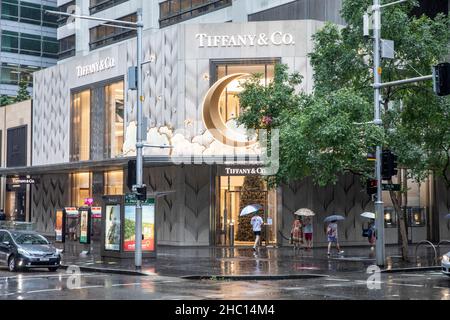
372 0 385 267
135 8 144 270
46 8 145 269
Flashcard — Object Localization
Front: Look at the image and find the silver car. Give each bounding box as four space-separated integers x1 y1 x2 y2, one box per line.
0 229 61 272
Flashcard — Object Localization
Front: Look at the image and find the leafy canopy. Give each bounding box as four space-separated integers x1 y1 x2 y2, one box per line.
238 0 450 187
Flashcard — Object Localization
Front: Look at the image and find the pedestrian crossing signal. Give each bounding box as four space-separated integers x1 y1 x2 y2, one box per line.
433 63 450 96
367 179 377 196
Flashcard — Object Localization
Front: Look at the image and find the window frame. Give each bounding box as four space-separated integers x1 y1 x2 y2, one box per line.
159 0 232 28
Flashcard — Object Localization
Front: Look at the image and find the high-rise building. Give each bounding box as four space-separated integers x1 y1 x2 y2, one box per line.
0 0 59 98
57 0 344 61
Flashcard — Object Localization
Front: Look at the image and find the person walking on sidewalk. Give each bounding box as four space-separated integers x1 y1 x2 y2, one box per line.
326 220 344 256
290 216 303 251
303 217 313 250
367 219 376 251
251 211 264 251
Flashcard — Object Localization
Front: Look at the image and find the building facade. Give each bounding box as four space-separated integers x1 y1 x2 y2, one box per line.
0 0 58 97
0 0 449 248
56 0 344 61
0 100 32 221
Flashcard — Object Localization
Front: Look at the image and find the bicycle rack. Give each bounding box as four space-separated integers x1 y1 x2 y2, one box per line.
415 240 438 265
437 240 450 256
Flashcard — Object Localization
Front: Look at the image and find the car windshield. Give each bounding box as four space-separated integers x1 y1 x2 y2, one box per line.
12 233 49 245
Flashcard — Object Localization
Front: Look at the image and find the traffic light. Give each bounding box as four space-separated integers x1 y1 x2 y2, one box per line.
382 150 398 180
366 179 377 196
127 159 136 191
136 185 147 201
433 63 450 96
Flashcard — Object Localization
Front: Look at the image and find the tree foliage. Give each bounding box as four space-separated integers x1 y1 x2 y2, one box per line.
237 0 450 259
238 0 450 187
15 78 31 103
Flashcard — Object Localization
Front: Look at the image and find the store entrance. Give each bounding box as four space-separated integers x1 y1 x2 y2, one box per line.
217 176 277 246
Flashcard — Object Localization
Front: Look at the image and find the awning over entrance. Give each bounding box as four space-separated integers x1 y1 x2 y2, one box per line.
0 155 263 176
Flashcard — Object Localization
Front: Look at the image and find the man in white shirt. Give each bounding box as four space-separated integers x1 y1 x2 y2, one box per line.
250 213 264 251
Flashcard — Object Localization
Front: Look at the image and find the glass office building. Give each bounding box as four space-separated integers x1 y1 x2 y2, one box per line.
0 0 58 98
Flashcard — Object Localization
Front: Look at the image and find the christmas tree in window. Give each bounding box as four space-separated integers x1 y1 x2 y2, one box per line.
236 176 266 242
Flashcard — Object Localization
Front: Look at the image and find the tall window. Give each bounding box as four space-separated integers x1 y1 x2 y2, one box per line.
59 35 76 60
89 13 137 50
0 0 58 27
159 0 232 27
71 172 92 207
57 0 75 27
71 90 91 162
0 30 58 59
213 61 275 124
89 0 129 14
104 170 123 195
0 63 39 87
105 81 124 158
7 125 27 167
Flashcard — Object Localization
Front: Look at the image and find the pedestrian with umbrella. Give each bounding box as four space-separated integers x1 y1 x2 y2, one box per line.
241 205 264 251
361 212 376 251
324 215 345 256
290 215 303 251
294 208 315 250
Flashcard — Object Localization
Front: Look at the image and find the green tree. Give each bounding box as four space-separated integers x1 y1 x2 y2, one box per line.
0 95 14 107
238 0 450 260
15 78 31 102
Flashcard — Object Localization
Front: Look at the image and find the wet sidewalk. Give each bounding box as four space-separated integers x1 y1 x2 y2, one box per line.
57 242 443 278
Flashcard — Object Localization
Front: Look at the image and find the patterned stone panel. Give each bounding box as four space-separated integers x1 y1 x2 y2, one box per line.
184 166 210 244
143 165 210 246
126 27 179 131
281 174 373 246
33 66 70 165
31 174 69 235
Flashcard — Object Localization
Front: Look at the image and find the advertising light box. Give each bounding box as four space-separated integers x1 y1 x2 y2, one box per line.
79 207 91 244
55 209 66 243
123 199 155 252
91 207 102 219
101 195 156 259
104 204 121 252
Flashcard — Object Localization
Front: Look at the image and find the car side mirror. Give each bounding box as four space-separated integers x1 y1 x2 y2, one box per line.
2 241 10 246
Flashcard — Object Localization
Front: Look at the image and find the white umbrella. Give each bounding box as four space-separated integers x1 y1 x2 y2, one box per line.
294 208 315 216
361 212 376 219
324 215 345 223
240 204 262 217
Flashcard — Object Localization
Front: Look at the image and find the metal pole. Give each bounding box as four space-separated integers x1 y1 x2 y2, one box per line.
135 8 143 270
373 0 385 267
375 75 433 89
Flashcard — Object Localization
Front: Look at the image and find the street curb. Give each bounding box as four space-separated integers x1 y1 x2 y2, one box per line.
60 264 150 276
181 274 329 281
380 266 442 273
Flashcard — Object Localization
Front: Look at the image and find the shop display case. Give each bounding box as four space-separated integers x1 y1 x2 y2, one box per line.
407 207 426 227
384 207 397 228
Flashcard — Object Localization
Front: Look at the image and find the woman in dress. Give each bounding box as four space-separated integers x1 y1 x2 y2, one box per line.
291 216 303 250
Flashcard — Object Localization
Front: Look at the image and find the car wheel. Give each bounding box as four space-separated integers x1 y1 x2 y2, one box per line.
48 267 59 272
8 256 17 272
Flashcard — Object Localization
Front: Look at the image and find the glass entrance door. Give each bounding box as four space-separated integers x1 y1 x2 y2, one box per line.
217 175 277 246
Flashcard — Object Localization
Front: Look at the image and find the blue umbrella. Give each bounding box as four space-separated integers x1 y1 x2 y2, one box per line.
324 215 345 223
445 214 450 220
240 204 263 217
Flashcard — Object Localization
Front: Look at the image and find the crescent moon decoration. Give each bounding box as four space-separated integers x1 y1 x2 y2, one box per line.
202 73 258 147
